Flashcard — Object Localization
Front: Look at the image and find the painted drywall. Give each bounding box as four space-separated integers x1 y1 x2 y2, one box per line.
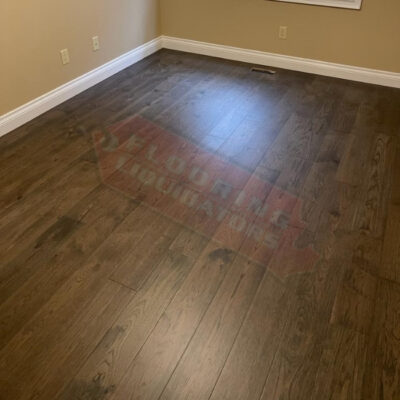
160 0 400 73
0 0 159 115
2 0 399 117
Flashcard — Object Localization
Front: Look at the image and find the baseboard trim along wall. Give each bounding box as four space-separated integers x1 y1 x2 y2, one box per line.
1 34 399 137
161 36 400 89
0 37 163 137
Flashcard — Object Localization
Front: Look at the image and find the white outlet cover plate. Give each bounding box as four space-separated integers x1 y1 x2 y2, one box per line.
93 36 100 50
60 49 70 65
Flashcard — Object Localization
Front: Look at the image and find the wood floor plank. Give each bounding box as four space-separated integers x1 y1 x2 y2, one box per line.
330 263 378 334
0 185 136 349
15 281 135 400
259 232 352 400
58 228 207 400
311 324 368 400
0 133 93 209
110 211 182 290
63 54 183 133
362 280 400 400
0 203 171 399
0 275 135 400
108 242 236 400
390 145 400 205
199 72 267 152
336 134 370 187
0 215 82 304
354 134 395 238
0 109 78 170
267 112 327 162
217 117 277 172
208 271 289 400
153 61 250 142
380 204 400 283
160 256 264 400
76 55 217 136
0 156 100 267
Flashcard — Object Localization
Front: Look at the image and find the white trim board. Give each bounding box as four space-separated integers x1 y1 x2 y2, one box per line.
1 35 399 137
271 0 362 9
0 37 162 137
161 36 400 89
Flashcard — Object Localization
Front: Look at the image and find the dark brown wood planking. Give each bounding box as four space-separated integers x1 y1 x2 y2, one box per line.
1 49 399 400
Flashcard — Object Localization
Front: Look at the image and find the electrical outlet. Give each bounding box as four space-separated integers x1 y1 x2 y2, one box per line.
92 36 100 51
279 26 288 40
60 49 70 65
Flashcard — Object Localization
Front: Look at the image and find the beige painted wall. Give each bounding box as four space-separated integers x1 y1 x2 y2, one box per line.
1 0 160 115
160 0 400 73
2 0 399 116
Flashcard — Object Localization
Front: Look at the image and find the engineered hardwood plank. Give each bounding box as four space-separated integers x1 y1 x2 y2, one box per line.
380 204 400 283
336 134 371 187
289 75 338 119
208 271 289 400
76 54 217 135
235 161 314 276
259 233 352 400
266 113 326 162
0 132 93 209
108 242 236 400
362 280 400 400
0 155 100 267
291 133 357 243
62 54 182 132
110 211 182 290
2 282 133 400
259 292 324 400
274 156 312 196
153 62 249 142
0 185 136 349
328 84 363 133
58 228 208 400
351 232 383 277
0 97 103 178
0 108 78 169
354 134 395 238
291 152 346 253
199 73 268 152
301 149 345 216
0 203 173 398
13 281 135 400
56 51 200 142
390 145 400 206
217 117 277 172
257 149 287 185
159 256 264 400
353 87 400 137
79 72 182 132
311 324 368 400
52 52 164 122
0 216 82 304
330 263 378 334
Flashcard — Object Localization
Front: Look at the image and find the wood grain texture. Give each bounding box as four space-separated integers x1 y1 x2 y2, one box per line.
1 49 399 400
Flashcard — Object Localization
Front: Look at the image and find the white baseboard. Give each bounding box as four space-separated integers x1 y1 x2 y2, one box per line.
0 37 162 137
1 34 399 137
161 35 400 89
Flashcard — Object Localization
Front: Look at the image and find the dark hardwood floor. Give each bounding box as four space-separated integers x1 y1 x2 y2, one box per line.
1 49 400 400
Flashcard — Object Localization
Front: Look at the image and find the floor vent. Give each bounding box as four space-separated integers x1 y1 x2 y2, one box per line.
251 67 276 75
